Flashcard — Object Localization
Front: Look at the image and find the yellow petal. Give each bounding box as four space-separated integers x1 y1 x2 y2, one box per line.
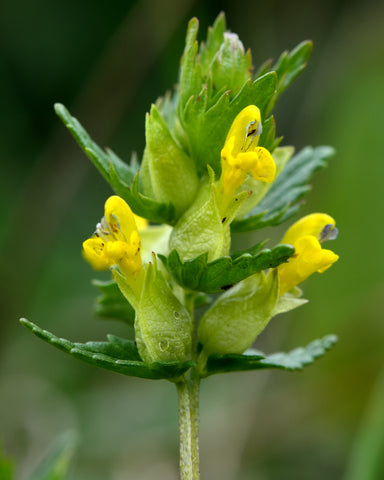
133 213 148 231
105 240 142 277
104 195 138 242
282 213 336 245
225 105 262 156
82 237 111 271
250 146 276 183
278 235 339 295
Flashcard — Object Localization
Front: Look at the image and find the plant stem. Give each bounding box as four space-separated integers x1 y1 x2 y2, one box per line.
176 369 200 480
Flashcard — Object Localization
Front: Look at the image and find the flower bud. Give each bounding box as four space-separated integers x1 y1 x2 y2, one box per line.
211 32 252 96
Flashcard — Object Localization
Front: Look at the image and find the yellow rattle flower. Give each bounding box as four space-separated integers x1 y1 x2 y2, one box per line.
83 196 142 279
219 105 276 203
278 213 339 295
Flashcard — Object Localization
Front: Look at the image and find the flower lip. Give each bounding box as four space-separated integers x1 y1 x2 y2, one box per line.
277 213 339 296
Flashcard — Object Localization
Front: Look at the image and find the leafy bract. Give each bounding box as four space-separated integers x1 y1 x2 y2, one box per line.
232 146 335 232
92 279 135 325
265 40 313 115
54 103 176 225
20 319 194 380
160 244 294 293
174 17 312 176
204 334 337 376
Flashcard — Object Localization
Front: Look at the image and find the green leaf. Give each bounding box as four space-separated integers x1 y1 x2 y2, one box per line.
232 146 335 232
230 240 268 259
266 40 313 115
230 71 277 120
199 13 226 74
20 319 194 380
54 103 136 185
55 103 176 225
82 335 142 361
274 40 313 93
178 17 202 109
204 334 337 376
29 432 76 480
92 279 135 325
160 244 294 293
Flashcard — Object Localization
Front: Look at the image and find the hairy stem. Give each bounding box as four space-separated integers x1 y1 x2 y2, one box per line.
176 370 200 480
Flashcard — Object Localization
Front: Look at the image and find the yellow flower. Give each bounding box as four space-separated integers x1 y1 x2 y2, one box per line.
278 213 339 295
220 105 276 201
83 196 142 278
133 213 148 231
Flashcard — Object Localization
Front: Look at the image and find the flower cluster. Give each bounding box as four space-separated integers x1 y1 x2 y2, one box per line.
24 15 339 383
82 102 339 364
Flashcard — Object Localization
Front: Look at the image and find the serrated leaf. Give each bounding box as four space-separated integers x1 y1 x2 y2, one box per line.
274 40 313 94
92 279 135 325
266 40 313 115
204 334 337 376
231 240 268 260
55 103 176 225
230 71 277 119
161 244 294 293
54 103 136 185
199 13 226 74
232 146 335 232
178 17 202 109
29 432 76 480
20 319 194 380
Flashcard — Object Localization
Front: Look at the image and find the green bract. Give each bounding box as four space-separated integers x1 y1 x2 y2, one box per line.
198 270 279 356
141 104 199 219
114 259 193 364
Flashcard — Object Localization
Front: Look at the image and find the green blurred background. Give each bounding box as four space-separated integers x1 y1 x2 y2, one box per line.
1 0 384 478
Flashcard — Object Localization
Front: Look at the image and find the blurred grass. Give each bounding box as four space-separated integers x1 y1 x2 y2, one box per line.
1 0 384 479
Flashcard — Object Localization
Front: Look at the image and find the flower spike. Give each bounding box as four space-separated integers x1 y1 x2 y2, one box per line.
278 213 339 295
83 196 142 279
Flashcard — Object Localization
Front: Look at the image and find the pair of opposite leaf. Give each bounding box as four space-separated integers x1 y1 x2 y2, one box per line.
83 105 339 364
